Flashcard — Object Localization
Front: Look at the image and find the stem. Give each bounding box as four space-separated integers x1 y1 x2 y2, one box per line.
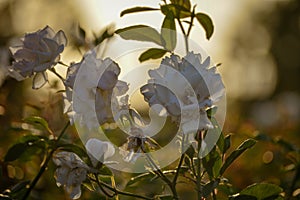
187 7 196 37
173 154 184 184
94 174 114 198
196 131 203 200
22 122 70 200
173 135 186 184
144 152 179 200
176 18 189 54
91 177 153 200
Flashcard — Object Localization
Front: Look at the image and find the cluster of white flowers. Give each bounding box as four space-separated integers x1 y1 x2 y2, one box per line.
52 151 89 199
5 25 225 199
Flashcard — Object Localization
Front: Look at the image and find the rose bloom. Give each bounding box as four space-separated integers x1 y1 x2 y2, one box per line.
9 26 67 89
64 50 128 130
141 52 225 134
52 152 89 199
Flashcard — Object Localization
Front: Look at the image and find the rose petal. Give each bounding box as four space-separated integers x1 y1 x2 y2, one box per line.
54 167 69 187
41 26 56 39
32 72 48 89
85 138 115 166
69 185 82 200
54 30 68 46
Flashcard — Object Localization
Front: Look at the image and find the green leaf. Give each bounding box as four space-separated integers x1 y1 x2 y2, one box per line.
170 0 191 11
210 117 224 153
207 106 218 118
203 148 222 178
139 48 167 62
219 139 256 175
115 25 163 46
23 116 53 135
203 179 220 198
195 13 214 40
218 182 238 195
240 183 283 200
4 135 47 162
120 6 159 17
223 134 232 154
5 143 28 162
161 12 177 51
161 4 191 19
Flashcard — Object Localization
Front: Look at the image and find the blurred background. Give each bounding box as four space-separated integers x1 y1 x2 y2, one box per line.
0 0 299 199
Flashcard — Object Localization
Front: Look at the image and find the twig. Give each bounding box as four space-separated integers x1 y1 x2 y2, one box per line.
91 177 154 200
176 18 189 54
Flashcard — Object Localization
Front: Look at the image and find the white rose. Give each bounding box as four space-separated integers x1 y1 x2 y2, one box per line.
9 26 67 89
52 152 89 199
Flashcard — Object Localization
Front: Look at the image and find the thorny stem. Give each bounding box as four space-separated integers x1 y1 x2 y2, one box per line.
91 176 153 200
22 121 70 200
